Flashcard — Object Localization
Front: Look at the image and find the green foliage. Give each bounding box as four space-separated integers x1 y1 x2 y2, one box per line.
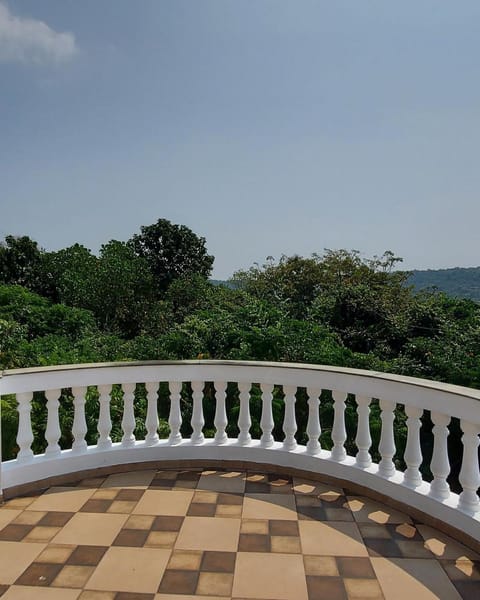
129 218 214 293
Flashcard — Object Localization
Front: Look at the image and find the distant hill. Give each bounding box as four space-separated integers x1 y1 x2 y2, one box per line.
407 267 480 301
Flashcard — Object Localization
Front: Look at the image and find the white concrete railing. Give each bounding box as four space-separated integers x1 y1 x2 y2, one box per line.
0 360 479 542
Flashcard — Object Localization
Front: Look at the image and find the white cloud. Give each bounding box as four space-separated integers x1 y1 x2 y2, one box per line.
0 2 77 65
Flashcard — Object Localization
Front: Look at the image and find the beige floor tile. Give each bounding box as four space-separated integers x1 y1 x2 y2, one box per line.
344 577 384 599
91 489 118 500
0 509 22 529
216 504 242 518
133 490 193 516
299 521 368 556
28 487 95 512
197 471 246 493
303 555 339 576
3 497 36 509
417 525 480 561
197 572 233 596
86 546 170 593
154 594 230 600
52 565 95 588
36 545 75 564
12 511 46 525
0 541 46 584
192 491 218 503
167 550 203 570
240 519 269 535
78 592 115 600
52 513 128 546
101 470 156 488
2 586 81 599
233 552 308 599
145 531 178 548
176 516 240 551
242 494 297 520
23 526 61 542
271 536 302 553
346 496 413 524
106 500 136 514
124 514 155 530
371 557 462 600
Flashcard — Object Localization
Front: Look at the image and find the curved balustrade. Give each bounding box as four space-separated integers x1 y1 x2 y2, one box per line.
1 360 479 544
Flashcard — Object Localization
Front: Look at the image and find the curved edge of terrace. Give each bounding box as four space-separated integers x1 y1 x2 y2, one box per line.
1 360 479 552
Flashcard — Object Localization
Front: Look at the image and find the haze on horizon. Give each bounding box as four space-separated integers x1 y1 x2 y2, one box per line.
1 0 479 279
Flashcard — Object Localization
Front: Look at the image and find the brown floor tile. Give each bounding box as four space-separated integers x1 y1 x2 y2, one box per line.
81 499 113 513
449 580 480 600
52 565 95 588
92 489 118 500
158 570 199 594
151 516 184 531
78 477 106 488
15 562 63 586
197 471 246 493
67 545 108 566
197 572 233 596
245 481 272 493
192 491 218 504
116 490 145 501
324 508 355 522
441 559 480 581
306 576 347 600
101 470 156 489
0 585 7 597
304 555 339 576
176 471 202 481
38 512 74 527
217 493 243 505
417 525 480 561
337 557 376 579
0 524 33 541
187 503 216 517
364 538 402 558
113 529 149 547
201 551 236 573
269 520 299 536
347 497 412 525
297 506 327 521
344 577 384 599
116 593 155 600
238 533 270 552
149 480 173 489
167 550 203 571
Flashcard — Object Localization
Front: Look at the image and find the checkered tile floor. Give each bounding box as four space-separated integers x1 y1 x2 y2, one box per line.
0 469 478 599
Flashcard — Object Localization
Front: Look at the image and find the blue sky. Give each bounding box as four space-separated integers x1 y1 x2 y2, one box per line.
1 1 479 278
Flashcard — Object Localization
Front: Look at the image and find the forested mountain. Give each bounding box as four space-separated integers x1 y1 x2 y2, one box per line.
408 267 480 301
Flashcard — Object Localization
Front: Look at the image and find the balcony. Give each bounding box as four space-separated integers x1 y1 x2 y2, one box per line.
0 360 479 598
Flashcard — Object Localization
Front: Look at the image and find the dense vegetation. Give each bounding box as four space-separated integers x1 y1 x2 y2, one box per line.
1 223 479 488
409 267 480 302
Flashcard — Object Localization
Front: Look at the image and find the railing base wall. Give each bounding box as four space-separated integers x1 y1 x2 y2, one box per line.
2 440 480 553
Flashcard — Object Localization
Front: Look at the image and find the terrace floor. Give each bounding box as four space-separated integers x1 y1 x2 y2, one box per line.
0 469 478 600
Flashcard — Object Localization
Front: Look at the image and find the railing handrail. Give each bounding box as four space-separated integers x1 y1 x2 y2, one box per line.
2 360 480 424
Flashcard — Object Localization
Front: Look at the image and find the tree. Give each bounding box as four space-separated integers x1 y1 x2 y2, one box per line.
129 219 214 294
0 235 43 290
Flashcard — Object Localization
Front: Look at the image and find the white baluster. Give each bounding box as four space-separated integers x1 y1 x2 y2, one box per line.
430 411 451 500
190 381 205 444
16 392 34 462
260 383 274 448
97 384 112 449
121 383 136 447
71 386 88 454
44 388 61 457
306 386 321 455
458 420 480 513
355 395 372 468
403 405 423 488
283 385 297 451
237 382 252 445
168 381 183 445
145 381 159 446
378 398 396 477
331 390 347 461
214 381 228 444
